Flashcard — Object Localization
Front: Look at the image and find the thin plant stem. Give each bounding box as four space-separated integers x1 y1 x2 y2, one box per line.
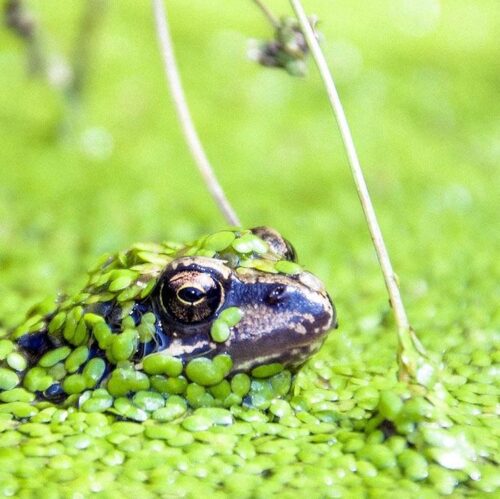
289 0 427 379
5 0 105 138
253 0 279 27
60 0 107 137
151 0 241 227
4 0 47 76
69 0 107 101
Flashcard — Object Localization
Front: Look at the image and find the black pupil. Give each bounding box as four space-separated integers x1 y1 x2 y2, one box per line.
178 286 205 303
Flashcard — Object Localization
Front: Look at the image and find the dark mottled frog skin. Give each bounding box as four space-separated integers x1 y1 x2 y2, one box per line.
0 227 335 408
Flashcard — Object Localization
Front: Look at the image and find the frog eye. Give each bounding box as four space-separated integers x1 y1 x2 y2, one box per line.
159 270 224 324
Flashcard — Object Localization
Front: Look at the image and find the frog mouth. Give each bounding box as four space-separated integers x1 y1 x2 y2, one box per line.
231 338 328 373
206 270 336 372
217 293 335 373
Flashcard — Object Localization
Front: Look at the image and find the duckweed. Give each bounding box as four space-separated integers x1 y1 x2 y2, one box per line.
0 368 19 390
210 320 231 343
210 307 243 343
274 260 302 275
64 346 89 373
143 354 183 377
82 358 106 386
132 390 165 411
0 387 34 403
231 373 251 397
81 394 113 413
185 358 225 386
38 346 72 368
0 347 495 494
6 352 27 372
232 233 269 254
0 340 14 359
0 234 496 497
202 231 236 251
23 367 52 392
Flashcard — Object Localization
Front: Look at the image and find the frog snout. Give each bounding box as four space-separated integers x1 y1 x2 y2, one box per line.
259 272 335 336
263 278 335 333
222 271 336 372
295 271 336 332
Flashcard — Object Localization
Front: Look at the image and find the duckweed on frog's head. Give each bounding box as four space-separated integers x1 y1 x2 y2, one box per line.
0 227 335 411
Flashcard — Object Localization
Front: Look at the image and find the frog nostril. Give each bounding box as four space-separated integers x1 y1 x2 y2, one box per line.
266 285 287 305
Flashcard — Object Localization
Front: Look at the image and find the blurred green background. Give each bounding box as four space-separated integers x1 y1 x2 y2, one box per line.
0 0 499 364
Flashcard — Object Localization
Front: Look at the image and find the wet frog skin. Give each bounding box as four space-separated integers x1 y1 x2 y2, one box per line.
0 227 335 414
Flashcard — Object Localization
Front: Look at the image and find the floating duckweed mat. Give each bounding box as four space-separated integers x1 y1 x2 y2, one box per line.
0 338 497 497
0 231 495 497
0 236 497 499
1 1 499 496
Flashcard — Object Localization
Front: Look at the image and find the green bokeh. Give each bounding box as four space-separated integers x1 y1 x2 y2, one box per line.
0 0 499 496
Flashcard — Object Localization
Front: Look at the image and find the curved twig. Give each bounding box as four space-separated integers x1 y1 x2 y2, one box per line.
151 0 241 227
289 0 428 380
253 0 279 27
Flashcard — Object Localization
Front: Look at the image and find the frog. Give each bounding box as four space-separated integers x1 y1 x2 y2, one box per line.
0 227 336 414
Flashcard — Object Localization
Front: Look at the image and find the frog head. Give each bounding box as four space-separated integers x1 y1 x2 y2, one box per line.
148 227 336 373
9 227 336 404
